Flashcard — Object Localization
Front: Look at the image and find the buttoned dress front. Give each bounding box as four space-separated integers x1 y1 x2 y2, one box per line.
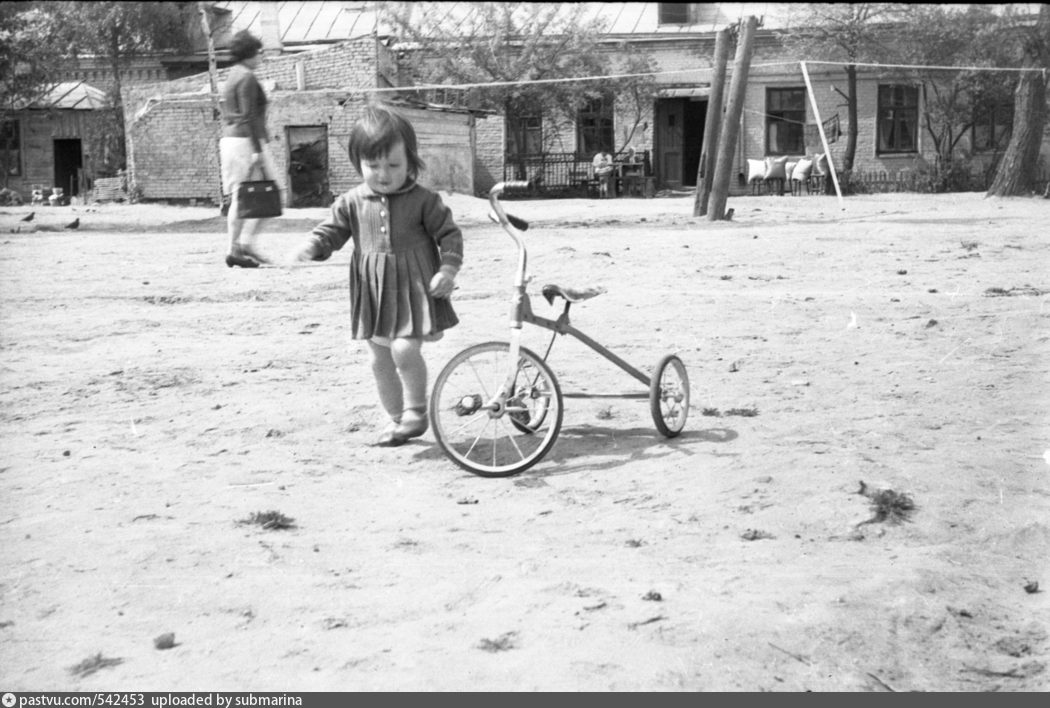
307 181 463 341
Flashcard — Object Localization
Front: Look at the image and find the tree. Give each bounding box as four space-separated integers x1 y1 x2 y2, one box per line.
778 4 905 181
987 3 1050 197
44 1 195 173
896 5 1018 190
379 2 657 180
0 2 76 186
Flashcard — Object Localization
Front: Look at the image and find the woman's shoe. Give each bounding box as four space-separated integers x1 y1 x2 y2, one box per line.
239 245 270 265
226 252 260 268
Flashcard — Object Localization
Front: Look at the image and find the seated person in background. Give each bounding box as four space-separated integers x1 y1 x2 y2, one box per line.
592 149 614 198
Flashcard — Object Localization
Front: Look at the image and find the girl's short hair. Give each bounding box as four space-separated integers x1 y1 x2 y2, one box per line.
347 104 426 178
230 30 263 63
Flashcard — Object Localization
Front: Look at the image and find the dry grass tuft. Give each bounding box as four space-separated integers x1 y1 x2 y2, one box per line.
857 481 917 525
238 510 296 530
68 652 123 677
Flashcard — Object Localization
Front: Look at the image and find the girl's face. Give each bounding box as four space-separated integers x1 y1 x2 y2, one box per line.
360 139 409 194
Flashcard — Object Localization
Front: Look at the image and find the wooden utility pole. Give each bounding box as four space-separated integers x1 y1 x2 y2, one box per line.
198 2 220 121
693 27 730 217
198 2 224 207
707 16 758 221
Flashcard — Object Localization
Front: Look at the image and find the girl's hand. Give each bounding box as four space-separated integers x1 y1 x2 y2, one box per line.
429 267 456 298
289 240 319 263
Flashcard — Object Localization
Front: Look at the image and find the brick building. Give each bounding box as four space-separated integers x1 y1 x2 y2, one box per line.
122 34 487 205
7 2 1045 204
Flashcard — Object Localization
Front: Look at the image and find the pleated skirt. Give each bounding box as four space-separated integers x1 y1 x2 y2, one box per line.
349 243 458 340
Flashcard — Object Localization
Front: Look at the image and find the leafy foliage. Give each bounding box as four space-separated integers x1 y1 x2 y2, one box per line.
895 5 1019 168
777 4 906 173
379 2 657 159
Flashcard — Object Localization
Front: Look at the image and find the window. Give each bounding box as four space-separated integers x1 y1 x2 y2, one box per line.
659 3 691 24
1 120 21 177
877 84 919 154
766 88 806 155
973 95 1013 152
505 113 542 158
576 96 614 157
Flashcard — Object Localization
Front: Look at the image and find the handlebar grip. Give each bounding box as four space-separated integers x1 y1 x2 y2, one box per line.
506 213 529 232
502 180 531 191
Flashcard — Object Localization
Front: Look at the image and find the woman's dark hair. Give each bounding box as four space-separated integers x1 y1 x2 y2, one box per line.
347 104 425 178
230 30 263 63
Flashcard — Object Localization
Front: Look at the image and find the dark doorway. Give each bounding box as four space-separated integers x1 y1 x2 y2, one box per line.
286 125 331 207
53 139 83 197
683 100 706 188
654 98 707 189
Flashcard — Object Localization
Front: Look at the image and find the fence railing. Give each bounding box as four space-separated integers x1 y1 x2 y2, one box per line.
843 165 1050 195
502 150 651 197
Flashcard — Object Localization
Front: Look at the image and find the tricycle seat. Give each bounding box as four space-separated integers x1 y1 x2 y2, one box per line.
542 284 607 305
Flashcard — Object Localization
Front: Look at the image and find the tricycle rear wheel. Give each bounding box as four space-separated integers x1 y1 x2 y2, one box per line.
650 354 689 437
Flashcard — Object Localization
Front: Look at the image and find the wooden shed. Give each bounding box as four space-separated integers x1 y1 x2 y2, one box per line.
1 81 119 203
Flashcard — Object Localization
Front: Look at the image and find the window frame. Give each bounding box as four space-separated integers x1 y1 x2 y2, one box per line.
1 119 22 177
505 112 543 159
575 95 614 158
876 84 920 155
764 87 807 156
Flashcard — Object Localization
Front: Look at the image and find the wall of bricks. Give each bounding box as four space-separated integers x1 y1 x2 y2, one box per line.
473 115 504 194
123 38 474 203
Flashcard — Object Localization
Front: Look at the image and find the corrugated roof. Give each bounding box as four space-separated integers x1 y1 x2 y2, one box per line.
207 2 1041 47
27 81 108 110
208 2 797 47
213 1 377 44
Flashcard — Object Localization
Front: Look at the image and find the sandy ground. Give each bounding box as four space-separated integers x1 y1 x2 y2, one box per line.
0 189 1048 692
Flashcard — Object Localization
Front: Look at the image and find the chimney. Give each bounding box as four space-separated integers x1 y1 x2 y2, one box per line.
259 2 283 53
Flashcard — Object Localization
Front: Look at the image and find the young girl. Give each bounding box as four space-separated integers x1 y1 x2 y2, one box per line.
292 104 463 446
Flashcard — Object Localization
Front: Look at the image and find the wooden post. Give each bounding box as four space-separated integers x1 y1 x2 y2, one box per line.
694 27 730 217
707 16 758 221
800 61 844 207
198 2 224 207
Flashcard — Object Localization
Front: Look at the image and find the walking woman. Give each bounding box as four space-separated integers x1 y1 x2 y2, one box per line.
220 29 283 267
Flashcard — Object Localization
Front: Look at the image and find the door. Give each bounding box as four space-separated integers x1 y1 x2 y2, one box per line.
53 139 83 197
286 126 331 207
683 99 707 188
655 100 684 189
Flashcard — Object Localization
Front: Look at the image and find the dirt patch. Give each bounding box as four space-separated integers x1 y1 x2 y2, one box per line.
1 191 1048 690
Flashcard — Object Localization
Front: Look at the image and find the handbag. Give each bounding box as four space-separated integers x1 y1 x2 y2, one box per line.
236 166 282 219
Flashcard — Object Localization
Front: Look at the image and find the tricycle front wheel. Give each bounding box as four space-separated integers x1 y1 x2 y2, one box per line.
430 341 563 477
650 354 689 437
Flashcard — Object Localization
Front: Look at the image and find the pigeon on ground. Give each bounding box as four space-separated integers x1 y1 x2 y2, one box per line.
65 218 80 230
20 212 34 222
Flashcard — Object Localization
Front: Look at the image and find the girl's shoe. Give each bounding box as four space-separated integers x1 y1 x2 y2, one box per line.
375 419 404 447
393 409 429 440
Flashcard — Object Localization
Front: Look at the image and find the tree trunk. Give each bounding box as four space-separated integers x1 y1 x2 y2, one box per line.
844 64 857 173
108 53 128 172
987 4 1049 197
986 63 1047 196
